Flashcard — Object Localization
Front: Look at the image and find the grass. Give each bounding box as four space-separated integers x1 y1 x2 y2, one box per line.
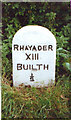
2 77 70 119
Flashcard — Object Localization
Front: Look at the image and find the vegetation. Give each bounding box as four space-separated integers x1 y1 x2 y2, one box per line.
2 78 70 118
2 2 71 119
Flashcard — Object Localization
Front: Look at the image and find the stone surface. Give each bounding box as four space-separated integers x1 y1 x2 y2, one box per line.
12 25 56 87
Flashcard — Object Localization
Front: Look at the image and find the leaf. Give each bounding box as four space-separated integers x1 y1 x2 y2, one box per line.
63 62 71 71
57 48 68 53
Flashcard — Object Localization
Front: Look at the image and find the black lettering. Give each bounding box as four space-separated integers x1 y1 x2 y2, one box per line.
44 64 49 70
32 53 39 60
23 65 28 70
25 46 29 50
43 45 47 51
29 64 31 70
17 64 22 70
25 53 31 60
38 45 42 51
37 53 39 60
14 44 19 51
20 45 24 50
32 46 37 51
32 65 37 71
32 54 34 60
28 45 32 50
35 54 36 60
48 45 53 51
36 64 42 70
30 73 34 81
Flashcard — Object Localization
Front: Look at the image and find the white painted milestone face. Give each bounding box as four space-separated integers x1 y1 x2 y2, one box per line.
12 25 56 87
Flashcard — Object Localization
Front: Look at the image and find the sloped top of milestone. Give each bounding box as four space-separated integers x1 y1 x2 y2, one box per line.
13 25 56 43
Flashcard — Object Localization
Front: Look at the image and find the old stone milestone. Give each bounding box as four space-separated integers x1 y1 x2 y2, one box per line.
12 25 56 87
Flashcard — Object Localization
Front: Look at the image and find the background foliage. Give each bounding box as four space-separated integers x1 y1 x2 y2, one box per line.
2 2 71 119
